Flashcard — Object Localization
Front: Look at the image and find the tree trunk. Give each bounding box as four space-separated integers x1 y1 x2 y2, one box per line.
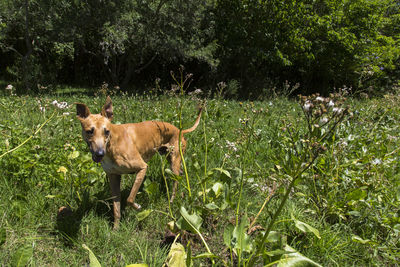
22 0 32 92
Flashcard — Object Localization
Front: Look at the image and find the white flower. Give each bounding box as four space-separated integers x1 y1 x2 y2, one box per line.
6 84 13 90
63 112 70 116
226 140 238 152
304 100 312 111
316 96 324 102
39 106 46 112
372 158 382 165
328 100 334 107
320 117 328 124
194 88 202 94
52 100 69 109
57 102 68 109
333 107 343 114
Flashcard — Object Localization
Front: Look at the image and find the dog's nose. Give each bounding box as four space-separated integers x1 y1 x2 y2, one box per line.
95 149 105 157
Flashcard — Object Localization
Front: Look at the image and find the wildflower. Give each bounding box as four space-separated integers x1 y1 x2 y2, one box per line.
304 100 312 112
328 100 334 107
194 88 202 95
57 166 68 174
372 158 382 165
239 118 249 125
316 96 324 102
332 107 343 114
39 106 46 112
320 117 328 124
226 140 238 152
6 84 13 90
52 100 69 109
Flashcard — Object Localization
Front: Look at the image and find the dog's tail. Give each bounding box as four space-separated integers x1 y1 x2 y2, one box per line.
181 106 203 135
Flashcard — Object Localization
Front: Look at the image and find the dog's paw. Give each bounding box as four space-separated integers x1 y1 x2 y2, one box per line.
127 201 142 210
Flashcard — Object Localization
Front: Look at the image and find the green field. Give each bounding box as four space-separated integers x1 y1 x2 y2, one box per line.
1 90 400 266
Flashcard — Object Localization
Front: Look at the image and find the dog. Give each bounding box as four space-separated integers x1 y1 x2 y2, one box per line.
76 96 202 229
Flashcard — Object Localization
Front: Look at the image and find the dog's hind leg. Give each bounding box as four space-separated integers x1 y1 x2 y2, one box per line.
169 152 183 203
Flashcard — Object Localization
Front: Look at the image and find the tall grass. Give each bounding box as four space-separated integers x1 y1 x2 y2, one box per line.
0 89 400 266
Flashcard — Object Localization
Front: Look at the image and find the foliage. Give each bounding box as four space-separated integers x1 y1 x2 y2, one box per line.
1 0 400 95
215 0 400 96
0 88 400 265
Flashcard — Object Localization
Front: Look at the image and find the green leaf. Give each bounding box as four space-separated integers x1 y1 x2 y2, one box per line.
11 245 33 267
82 244 102 267
212 182 224 197
68 150 80 160
177 207 202 233
266 231 281 243
191 252 219 259
292 215 321 239
266 245 322 267
212 168 231 178
351 235 371 244
205 202 219 210
232 217 252 254
346 188 367 201
165 242 187 267
144 181 158 196
136 209 153 221
186 241 192 267
0 227 6 246
223 224 234 248
165 169 183 181
264 249 288 257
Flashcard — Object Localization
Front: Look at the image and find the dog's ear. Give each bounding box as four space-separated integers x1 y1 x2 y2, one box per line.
76 103 91 120
101 96 113 120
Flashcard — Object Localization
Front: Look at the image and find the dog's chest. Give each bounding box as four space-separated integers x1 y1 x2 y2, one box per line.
101 155 136 174
101 157 114 173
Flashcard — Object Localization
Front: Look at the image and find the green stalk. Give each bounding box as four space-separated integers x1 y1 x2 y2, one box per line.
0 110 56 159
202 118 208 203
159 153 173 218
178 110 191 198
247 158 316 266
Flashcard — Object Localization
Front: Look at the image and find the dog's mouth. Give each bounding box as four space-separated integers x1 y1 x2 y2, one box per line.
91 153 104 163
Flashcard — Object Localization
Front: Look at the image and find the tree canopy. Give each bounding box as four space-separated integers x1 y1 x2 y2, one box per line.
1 0 399 97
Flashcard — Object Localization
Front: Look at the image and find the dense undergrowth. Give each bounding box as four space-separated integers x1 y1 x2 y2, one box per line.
0 89 400 266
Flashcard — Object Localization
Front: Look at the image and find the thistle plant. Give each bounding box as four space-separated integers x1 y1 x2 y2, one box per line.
248 93 350 266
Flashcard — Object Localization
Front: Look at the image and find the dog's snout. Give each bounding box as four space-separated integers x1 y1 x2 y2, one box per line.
95 149 105 157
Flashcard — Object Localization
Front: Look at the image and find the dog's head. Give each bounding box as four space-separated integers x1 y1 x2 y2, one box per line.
76 96 113 163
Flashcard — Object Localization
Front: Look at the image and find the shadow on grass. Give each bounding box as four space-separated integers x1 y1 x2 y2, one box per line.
54 180 152 245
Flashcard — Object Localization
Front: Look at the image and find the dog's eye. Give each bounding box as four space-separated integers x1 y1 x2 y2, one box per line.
104 129 110 136
86 128 94 135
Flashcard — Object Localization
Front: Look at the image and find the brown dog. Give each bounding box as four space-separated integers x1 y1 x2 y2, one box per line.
76 96 202 229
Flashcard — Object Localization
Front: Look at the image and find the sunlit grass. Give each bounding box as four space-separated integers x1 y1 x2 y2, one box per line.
0 92 399 265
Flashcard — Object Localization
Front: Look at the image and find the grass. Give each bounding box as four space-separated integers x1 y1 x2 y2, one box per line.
0 89 400 266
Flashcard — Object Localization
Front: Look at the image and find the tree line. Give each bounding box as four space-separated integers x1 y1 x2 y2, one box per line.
1 0 399 97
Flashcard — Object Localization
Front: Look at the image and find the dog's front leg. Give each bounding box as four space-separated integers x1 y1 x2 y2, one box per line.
108 174 121 230
126 161 148 210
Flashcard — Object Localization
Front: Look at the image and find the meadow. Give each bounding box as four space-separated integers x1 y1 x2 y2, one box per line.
1 87 400 266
